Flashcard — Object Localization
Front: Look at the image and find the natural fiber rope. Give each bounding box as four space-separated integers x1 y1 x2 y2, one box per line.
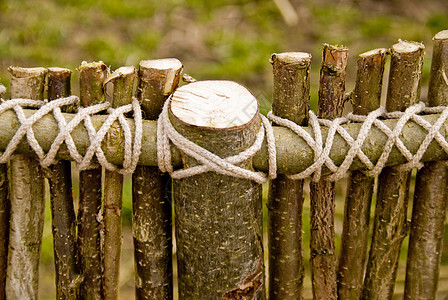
1 93 448 183
0 96 142 175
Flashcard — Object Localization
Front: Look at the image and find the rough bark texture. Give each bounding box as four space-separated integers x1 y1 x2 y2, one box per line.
46 67 81 300
337 48 387 300
77 61 107 300
0 162 9 300
132 59 182 299
6 67 46 300
103 66 136 300
171 83 264 299
268 52 310 300
310 44 348 300
362 40 425 300
404 30 448 300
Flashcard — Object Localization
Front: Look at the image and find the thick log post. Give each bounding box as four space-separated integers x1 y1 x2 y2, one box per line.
362 40 425 300
337 48 387 299
77 61 107 300
171 81 264 299
46 67 81 299
103 66 136 300
0 84 8 300
310 44 348 300
6 67 47 300
268 52 311 299
132 58 182 299
404 30 448 299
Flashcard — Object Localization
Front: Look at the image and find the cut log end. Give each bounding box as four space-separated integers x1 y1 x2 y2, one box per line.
359 48 388 58
434 30 448 40
392 40 425 53
271 52 311 64
170 80 258 129
8 66 47 77
139 58 183 71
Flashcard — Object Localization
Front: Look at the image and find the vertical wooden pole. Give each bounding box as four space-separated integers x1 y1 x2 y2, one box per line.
310 44 348 300
268 52 311 299
172 81 264 299
46 67 81 299
103 66 136 300
0 81 8 300
6 67 47 300
132 59 182 299
404 30 448 300
77 61 107 300
337 48 387 299
362 40 425 300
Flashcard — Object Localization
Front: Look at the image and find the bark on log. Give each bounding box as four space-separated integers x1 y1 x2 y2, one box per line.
0 76 8 300
404 30 448 300
3 105 448 175
171 81 264 299
5 67 46 300
337 48 387 300
362 40 425 300
267 52 311 300
77 61 106 300
310 44 348 300
132 58 181 300
46 67 81 300
103 66 136 300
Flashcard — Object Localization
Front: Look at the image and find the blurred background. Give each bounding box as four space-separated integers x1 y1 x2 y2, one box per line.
1 0 448 299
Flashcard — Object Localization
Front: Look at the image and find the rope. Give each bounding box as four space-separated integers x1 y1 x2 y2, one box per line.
0 96 142 175
268 102 448 182
1 94 448 183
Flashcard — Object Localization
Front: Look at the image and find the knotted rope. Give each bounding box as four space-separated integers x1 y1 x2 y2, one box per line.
1 91 448 183
0 96 142 175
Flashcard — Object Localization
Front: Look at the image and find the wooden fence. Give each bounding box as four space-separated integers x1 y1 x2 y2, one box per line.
0 30 447 300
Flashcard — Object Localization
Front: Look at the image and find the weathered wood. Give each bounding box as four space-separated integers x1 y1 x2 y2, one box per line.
132 58 181 300
310 44 348 300
6 67 47 300
404 30 448 300
362 40 425 300
77 61 106 300
103 66 136 300
172 81 264 299
268 52 311 299
46 67 81 299
337 48 387 300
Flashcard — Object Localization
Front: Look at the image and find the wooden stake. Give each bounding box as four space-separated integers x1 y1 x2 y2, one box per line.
362 40 425 299
404 30 448 300
77 61 107 300
46 67 81 299
171 81 264 299
268 52 311 299
103 66 136 300
337 48 387 299
0 79 8 300
132 58 182 299
310 44 348 300
6 67 47 300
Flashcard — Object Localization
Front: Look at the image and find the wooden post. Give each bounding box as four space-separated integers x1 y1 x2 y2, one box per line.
0 84 9 300
171 81 264 299
6 67 47 300
77 61 107 300
362 40 425 299
310 44 348 300
268 52 311 299
132 59 182 299
337 48 387 299
103 66 136 300
46 67 81 299
404 30 448 299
